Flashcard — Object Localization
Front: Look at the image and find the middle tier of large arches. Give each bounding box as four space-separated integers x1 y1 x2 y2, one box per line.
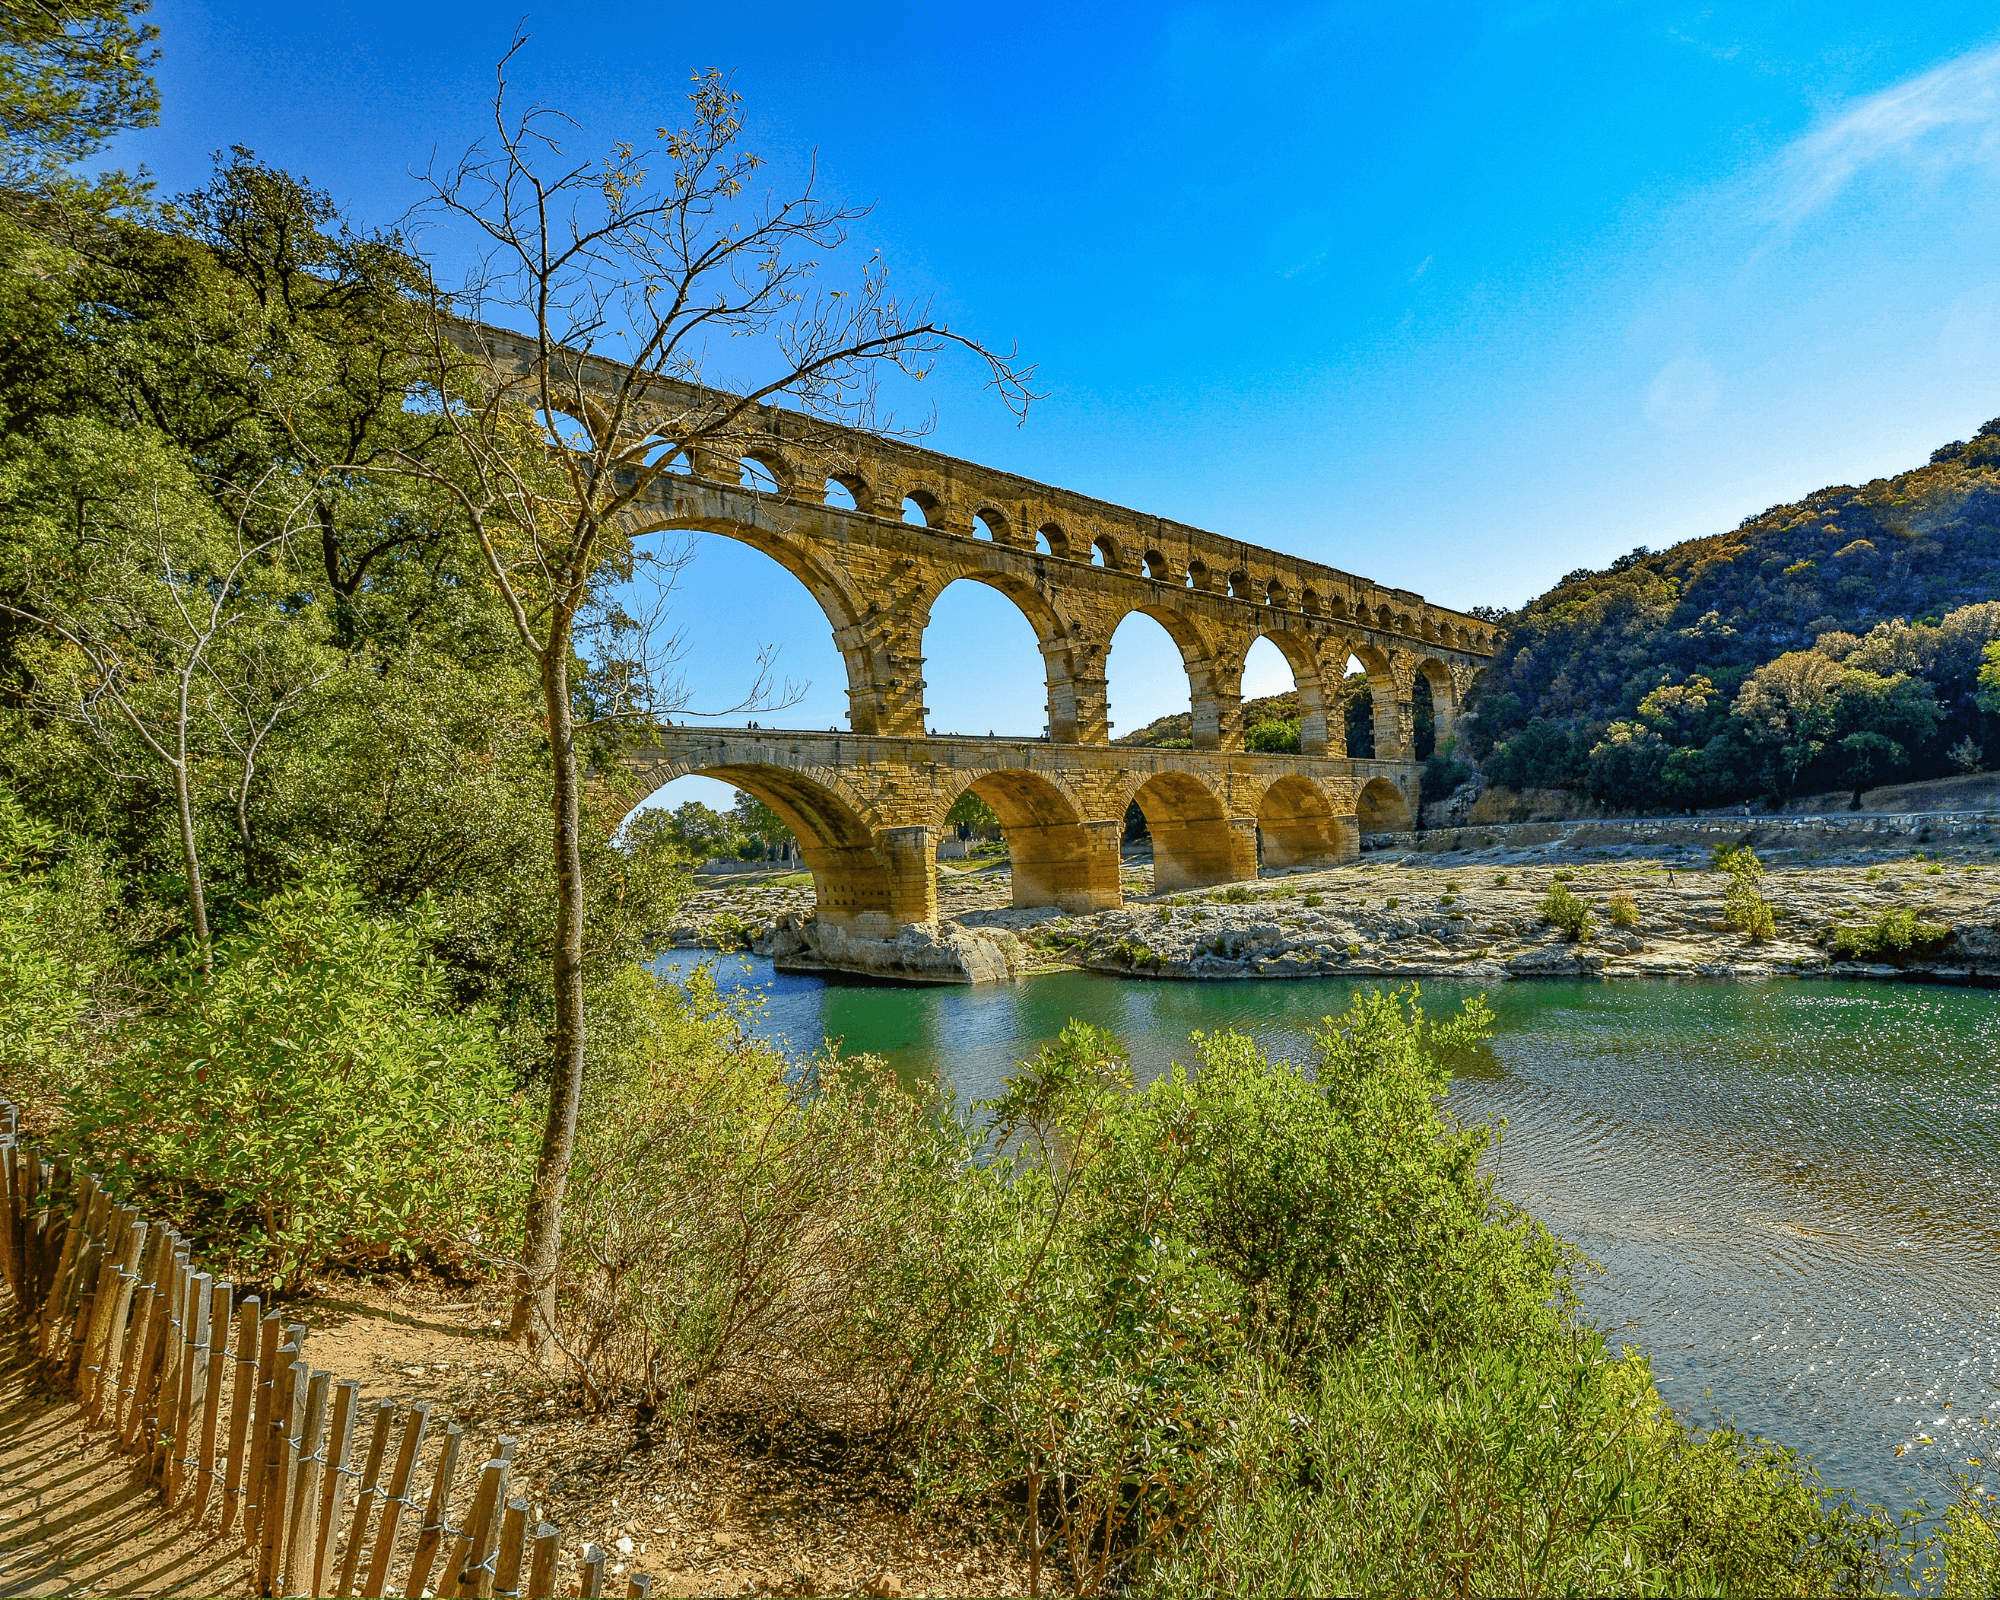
618 480 1482 754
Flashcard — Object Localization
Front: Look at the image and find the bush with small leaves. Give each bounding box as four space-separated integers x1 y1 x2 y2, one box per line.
1608 893 1639 929
1827 906 1952 961
1715 847 1776 940
1540 883 1593 942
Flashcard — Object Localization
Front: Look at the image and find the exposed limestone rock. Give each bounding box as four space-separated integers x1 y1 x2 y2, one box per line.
753 911 1022 985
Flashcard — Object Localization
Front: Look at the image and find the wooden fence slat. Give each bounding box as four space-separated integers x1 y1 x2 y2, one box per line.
449 1458 508 1599
36 1169 87 1352
124 1243 177 1454
18 1149 43 1307
0 1141 20 1303
246 1310 282 1548
580 1542 607 1600
625 1576 652 1599
282 1368 331 1598
312 1377 359 1596
152 1255 190 1485
113 1226 168 1443
65 1191 116 1385
259 1348 302 1597
361 1403 430 1600
171 1269 211 1503
525 1524 559 1600
194 1278 231 1520
337 1399 395 1599
222 1295 262 1536
403 1422 465 1599
492 1498 529 1600
83 1210 143 1418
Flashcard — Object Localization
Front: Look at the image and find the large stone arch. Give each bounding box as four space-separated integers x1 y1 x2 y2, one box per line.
937 765 1121 912
1346 640 1408 761
624 750 921 935
1355 774 1413 836
914 567 1089 741
1230 623 1334 755
1125 768 1252 891
1104 601 1239 750
1254 774 1355 870
621 502 918 736
1411 655 1456 758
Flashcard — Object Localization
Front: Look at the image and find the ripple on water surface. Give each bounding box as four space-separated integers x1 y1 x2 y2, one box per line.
657 956 2000 1515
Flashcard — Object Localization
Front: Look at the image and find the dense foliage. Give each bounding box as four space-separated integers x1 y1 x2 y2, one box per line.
1467 424 2000 810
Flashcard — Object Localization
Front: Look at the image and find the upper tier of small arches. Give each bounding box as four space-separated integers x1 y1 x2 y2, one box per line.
652 445 1493 656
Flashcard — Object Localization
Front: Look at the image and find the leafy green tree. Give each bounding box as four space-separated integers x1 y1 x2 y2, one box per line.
731 790 794 857
1834 730 1906 808
946 789 1000 838
626 800 736 862
0 0 157 197
1244 718 1302 753
61 874 528 1284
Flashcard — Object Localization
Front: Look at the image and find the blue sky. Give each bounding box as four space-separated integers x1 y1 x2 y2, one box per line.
123 2 2000 807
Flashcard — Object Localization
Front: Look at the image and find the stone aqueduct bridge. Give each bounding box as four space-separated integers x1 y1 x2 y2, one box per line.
494 332 1499 941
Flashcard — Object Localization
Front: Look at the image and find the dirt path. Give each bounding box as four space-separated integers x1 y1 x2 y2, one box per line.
0 1310 252 1599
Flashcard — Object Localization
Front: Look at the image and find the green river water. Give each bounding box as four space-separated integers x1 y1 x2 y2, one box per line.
655 954 2000 1518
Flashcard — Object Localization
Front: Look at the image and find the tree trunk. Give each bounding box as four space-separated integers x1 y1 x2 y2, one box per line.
510 637 589 1345
173 756 212 973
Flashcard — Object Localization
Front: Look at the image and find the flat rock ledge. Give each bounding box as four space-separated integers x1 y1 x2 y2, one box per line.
753 910 1025 985
666 844 2000 987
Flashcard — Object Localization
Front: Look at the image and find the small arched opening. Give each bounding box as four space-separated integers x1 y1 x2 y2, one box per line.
1036 522 1069 559
1185 560 1207 591
1229 570 1254 599
739 454 783 494
823 476 861 511
1257 775 1352 872
972 509 1005 541
1130 770 1243 892
1356 775 1412 837
1144 549 1172 581
902 490 939 527
1090 534 1117 568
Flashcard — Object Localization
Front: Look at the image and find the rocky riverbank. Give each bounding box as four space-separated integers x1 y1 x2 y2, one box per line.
665 827 2000 984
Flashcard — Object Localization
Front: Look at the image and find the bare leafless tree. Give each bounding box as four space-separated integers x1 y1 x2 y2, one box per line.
397 38 1035 1344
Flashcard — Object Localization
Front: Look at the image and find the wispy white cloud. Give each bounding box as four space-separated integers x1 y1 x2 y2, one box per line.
1777 41 2000 223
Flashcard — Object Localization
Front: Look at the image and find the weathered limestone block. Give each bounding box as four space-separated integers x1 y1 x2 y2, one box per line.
755 912 1021 985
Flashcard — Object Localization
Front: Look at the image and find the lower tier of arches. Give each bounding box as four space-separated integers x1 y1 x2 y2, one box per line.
625 731 1421 949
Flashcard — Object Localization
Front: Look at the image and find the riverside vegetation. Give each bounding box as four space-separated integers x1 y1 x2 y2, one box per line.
4 5 1999 1594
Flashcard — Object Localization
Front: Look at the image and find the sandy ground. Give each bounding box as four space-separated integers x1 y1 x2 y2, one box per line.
0 1273 1039 1598
0 1311 254 1599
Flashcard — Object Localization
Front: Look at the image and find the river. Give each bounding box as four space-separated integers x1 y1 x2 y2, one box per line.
655 954 2000 1518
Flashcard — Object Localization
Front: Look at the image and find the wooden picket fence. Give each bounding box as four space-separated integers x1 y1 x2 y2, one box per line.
0 1102 652 1598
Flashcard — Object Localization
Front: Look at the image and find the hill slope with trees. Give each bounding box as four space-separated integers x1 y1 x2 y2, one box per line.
1464 419 2000 810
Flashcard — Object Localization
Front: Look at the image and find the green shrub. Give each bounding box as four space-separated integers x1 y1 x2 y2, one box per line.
1553 870 1575 882
1494 872 1511 886
61 876 528 1285
1716 847 1777 939
1827 906 1952 960
1220 885 1256 904
1608 892 1639 929
1540 882 1593 942
1302 893 1323 907
1245 718 1303 754
1146 1327 1894 1599
1384 895 1400 908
